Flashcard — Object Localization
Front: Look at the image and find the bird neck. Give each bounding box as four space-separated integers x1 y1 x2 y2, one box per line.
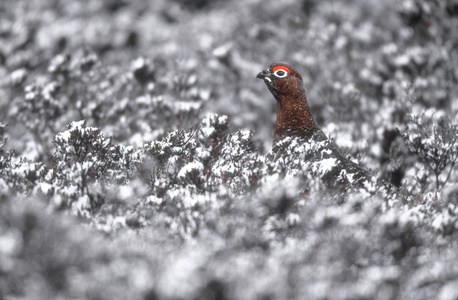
274 87 319 142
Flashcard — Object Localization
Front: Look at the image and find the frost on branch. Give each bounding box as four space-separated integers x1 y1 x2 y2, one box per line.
0 123 49 194
398 108 458 194
0 123 11 172
266 135 374 193
53 120 142 211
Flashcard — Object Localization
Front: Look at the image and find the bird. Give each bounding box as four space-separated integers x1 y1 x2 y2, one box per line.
257 63 370 188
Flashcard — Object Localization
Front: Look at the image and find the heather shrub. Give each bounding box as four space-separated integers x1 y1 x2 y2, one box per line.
1 0 457 299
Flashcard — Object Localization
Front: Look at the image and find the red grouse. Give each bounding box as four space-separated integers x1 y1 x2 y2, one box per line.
257 63 370 188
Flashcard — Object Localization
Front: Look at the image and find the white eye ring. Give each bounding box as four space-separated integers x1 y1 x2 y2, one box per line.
273 69 288 78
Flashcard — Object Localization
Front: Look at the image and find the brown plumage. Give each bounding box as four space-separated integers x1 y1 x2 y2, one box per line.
256 63 322 143
257 63 370 188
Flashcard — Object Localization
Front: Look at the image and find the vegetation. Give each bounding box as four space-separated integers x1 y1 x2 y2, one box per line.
1 0 457 299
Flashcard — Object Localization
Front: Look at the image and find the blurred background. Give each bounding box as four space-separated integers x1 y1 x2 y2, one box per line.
1 0 458 299
1 0 456 162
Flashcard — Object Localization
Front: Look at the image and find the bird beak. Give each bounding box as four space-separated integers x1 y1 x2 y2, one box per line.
256 69 271 80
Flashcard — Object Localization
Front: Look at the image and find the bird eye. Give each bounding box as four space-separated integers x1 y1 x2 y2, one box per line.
273 69 288 78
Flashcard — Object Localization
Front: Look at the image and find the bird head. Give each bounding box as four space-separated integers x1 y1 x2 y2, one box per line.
256 63 303 98
257 63 320 142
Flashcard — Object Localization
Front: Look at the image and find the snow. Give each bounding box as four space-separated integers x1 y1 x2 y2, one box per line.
11 160 31 175
217 115 228 124
341 169 355 183
94 215 127 232
42 82 59 100
432 215 444 231
135 94 153 105
38 182 53 194
55 120 88 142
382 43 398 55
10 68 27 83
438 282 458 300
131 57 148 70
218 163 236 175
316 158 337 173
62 185 78 196
175 101 201 112
342 83 358 96
394 54 410 67
212 43 232 58
196 147 211 160
76 195 91 211
365 266 400 282
234 130 252 142
200 125 216 137
2 2 458 298
119 186 134 199
178 161 204 179
146 195 163 205
286 213 301 226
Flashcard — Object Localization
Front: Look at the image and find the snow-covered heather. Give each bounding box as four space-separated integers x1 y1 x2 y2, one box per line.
0 0 457 299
